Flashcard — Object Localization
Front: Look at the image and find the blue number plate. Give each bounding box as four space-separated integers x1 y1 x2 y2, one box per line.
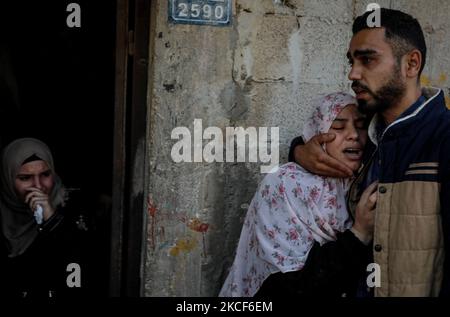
169 0 232 26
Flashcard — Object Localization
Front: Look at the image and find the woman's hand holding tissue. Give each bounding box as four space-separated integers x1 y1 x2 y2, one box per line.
25 187 55 222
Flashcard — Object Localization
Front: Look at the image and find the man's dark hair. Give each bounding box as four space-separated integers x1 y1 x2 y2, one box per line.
352 8 427 77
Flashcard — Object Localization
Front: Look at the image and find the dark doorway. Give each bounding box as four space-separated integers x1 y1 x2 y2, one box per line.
111 0 151 296
0 1 117 295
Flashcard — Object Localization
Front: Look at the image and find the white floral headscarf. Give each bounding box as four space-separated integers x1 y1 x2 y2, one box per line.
219 92 358 297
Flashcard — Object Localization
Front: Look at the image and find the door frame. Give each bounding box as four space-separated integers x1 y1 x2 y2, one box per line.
110 0 152 297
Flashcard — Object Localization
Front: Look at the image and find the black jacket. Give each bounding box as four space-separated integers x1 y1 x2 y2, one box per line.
255 230 371 297
0 205 94 298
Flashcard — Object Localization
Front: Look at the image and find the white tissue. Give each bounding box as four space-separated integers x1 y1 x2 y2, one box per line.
34 204 44 225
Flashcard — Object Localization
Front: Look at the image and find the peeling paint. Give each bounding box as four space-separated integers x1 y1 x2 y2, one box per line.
146 195 209 256
421 73 449 87
147 196 187 224
187 217 209 233
147 197 158 217
169 237 198 256
158 241 170 251
420 75 431 86
187 217 209 257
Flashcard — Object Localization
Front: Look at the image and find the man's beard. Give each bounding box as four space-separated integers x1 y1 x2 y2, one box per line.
352 66 406 115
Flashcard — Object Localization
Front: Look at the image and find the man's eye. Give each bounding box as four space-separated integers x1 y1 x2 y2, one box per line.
361 57 372 65
331 126 344 130
18 176 30 181
42 172 51 177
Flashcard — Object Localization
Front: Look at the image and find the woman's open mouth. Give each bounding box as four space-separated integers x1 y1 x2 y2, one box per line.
343 148 363 161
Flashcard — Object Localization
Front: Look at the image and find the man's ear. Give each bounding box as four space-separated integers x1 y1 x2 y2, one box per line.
405 49 422 78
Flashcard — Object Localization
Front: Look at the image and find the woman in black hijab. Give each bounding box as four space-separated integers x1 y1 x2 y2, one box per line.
0 138 92 297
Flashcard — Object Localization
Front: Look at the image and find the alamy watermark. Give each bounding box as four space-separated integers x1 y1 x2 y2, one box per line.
367 262 381 288
171 119 279 173
66 262 81 288
66 3 81 28
366 3 381 28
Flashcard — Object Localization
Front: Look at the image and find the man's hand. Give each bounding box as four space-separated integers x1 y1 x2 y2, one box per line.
352 181 378 242
25 187 55 221
293 133 354 178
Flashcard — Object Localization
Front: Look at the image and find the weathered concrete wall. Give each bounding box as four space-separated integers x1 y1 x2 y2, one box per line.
143 0 450 296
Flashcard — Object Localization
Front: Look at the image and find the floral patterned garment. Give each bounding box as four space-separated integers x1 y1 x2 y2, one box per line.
219 92 358 297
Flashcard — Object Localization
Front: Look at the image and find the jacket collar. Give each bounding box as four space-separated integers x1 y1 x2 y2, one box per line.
367 87 443 146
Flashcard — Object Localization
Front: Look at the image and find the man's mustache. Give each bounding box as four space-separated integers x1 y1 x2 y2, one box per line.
351 81 370 92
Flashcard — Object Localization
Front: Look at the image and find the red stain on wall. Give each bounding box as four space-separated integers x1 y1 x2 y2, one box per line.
187 218 209 233
146 196 210 256
147 196 158 250
187 218 209 257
